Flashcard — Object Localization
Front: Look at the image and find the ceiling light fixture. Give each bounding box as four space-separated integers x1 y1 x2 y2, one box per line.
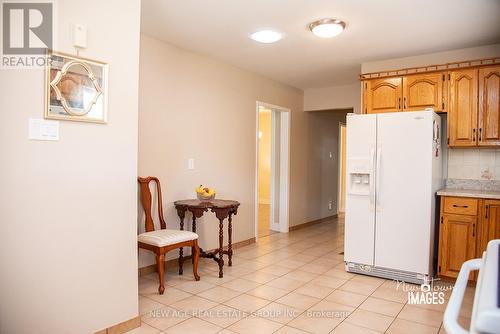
250 29 283 44
309 19 346 38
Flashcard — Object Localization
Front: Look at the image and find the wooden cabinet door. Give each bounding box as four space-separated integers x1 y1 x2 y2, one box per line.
448 69 478 147
479 199 500 254
478 66 500 146
402 73 445 112
364 78 402 114
438 214 477 278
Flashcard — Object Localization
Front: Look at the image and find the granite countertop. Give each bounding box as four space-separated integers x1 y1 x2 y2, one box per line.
437 188 500 200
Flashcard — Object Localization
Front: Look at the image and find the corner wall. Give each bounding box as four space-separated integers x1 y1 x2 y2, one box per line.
138 35 305 268
0 1 141 333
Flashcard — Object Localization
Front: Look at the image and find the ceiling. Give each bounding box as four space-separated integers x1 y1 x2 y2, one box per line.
141 0 500 89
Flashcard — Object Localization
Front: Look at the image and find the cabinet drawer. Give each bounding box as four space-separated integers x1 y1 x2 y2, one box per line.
443 197 478 215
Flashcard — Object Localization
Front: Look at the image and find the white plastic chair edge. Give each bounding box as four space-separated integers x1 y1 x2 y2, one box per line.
443 258 482 334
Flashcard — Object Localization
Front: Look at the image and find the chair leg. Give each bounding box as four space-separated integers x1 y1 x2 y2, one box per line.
156 253 165 294
192 240 200 281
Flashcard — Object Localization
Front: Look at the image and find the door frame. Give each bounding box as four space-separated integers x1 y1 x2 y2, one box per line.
338 122 346 215
255 101 291 239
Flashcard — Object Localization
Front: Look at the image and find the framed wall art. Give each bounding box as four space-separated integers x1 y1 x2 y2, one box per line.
45 51 108 123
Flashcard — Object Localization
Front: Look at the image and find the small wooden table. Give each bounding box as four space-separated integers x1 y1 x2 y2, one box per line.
174 199 240 278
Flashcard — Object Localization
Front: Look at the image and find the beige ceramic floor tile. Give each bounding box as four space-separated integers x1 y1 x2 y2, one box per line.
197 304 245 328
221 278 262 293
331 322 382 334
257 302 302 324
197 286 242 303
325 289 368 308
242 271 280 283
287 312 343 334
273 325 310 334
386 318 439 334
224 293 271 313
345 309 394 332
147 288 192 306
201 273 237 285
247 284 290 301
259 265 293 276
322 269 355 280
139 296 165 316
123 323 160 334
310 275 347 289
308 300 355 318
169 295 218 314
294 282 334 299
371 286 409 303
397 304 444 328
175 280 215 294
228 316 284 334
266 277 305 291
275 292 321 311
282 270 318 282
339 281 379 296
350 274 386 287
359 297 404 317
141 306 190 331
162 317 222 334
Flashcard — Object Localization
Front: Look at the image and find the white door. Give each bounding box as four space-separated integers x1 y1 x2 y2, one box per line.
344 114 377 265
374 111 433 274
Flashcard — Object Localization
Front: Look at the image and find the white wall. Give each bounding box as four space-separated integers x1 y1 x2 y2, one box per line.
306 111 348 219
361 44 500 73
0 1 141 333
304 83 361 114
138 35 305 268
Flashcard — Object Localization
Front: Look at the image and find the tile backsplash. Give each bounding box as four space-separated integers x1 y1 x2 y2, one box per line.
448 148 500 180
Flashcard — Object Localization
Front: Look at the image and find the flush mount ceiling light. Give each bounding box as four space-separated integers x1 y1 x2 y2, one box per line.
309 19 346 38
250 29 283 44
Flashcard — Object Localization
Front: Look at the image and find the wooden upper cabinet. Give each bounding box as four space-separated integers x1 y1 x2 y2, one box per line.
364 78 402 114
479 199 500 254
402 73 445 112
478 66 500 146
448 69 478 147
438 214 477 279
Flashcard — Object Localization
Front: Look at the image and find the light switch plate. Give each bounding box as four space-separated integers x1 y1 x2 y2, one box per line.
72 24 87 48
29 118 59 141
188 158 195 170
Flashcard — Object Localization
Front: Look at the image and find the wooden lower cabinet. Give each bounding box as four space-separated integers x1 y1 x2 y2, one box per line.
438 196 499 281
438 214 477 279
479 199 500 253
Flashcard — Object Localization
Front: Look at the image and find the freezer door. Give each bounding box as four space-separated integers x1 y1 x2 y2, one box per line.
374 111 435 274
345 114 377 265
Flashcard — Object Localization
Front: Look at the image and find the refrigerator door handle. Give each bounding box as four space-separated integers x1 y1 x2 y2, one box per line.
369 148 376 207
376 147 381 208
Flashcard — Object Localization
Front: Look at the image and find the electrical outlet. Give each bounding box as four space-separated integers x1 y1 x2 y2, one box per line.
328 201 333 210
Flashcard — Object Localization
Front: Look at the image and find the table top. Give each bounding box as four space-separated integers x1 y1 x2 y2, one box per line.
174 199 240 209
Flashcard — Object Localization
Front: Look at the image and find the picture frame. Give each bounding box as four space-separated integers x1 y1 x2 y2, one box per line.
45 51 109 123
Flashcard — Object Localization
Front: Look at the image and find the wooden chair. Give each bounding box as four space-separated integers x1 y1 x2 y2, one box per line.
138 176 200 294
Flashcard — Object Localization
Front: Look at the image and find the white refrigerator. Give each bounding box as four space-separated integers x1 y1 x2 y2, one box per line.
344 111 443 284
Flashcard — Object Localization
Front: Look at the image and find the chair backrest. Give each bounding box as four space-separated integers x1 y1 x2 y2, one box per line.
138 176 166 232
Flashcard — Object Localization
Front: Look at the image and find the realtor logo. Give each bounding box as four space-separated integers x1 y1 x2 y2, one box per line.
2 2 53 55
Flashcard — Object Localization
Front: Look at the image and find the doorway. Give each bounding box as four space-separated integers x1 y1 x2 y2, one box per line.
338 122 347 217
255 102 290 239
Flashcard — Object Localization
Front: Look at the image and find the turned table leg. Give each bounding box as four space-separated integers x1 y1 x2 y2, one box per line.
191 215 197 264
218 218 224 278
177 208 186 275
228 213 233 266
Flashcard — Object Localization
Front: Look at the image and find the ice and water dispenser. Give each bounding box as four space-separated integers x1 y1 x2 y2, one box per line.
347 158 372 196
